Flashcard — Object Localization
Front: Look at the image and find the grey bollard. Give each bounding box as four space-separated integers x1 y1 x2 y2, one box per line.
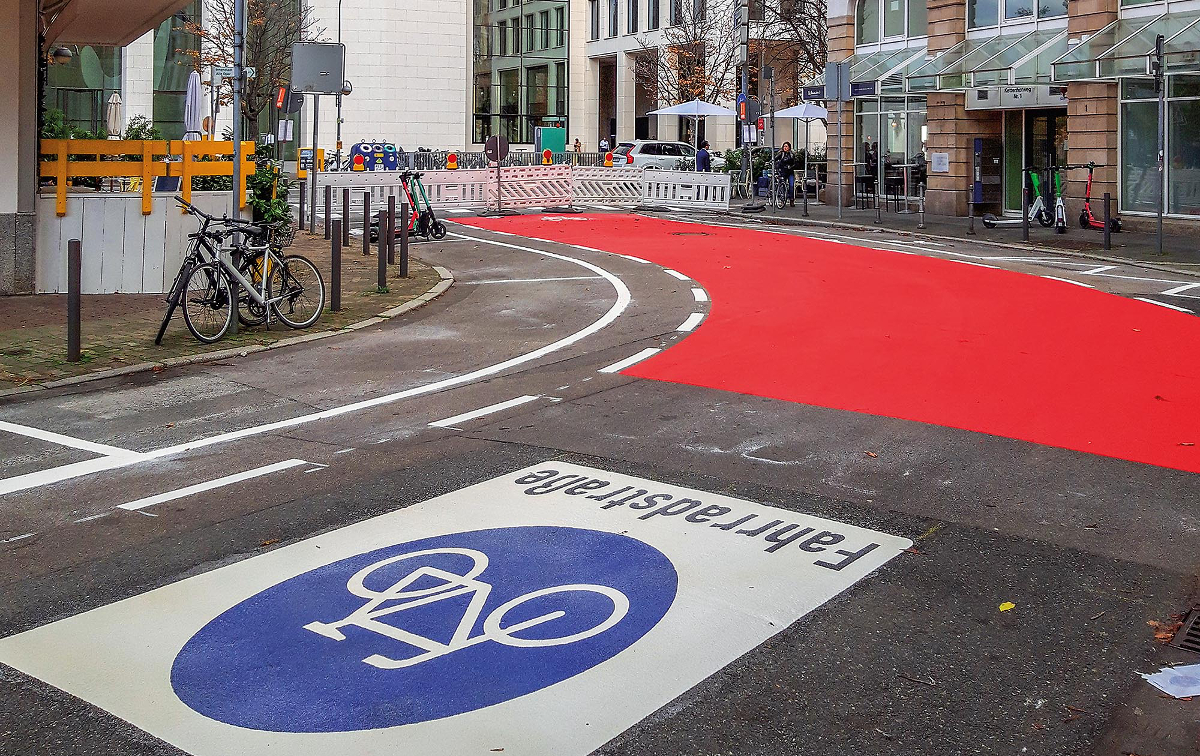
362 192 371 256
399 203 410 278
67 239 81 362
342 187 351 246
324 185 332 240
331 220 342 312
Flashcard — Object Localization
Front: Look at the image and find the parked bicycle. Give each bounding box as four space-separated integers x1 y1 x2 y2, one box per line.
156 198 325 345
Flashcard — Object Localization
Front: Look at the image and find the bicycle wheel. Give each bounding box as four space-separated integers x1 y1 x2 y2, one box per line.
155 260 193 345
181 261 233 343
269 254 325 329
237 252 268 327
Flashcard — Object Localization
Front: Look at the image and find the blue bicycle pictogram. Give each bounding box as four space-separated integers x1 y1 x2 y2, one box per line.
171 526 677 732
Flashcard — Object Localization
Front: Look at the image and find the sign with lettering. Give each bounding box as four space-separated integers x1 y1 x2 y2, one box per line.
0 462 910 756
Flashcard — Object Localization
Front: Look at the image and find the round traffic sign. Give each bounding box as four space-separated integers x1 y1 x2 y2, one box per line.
485 134 510 163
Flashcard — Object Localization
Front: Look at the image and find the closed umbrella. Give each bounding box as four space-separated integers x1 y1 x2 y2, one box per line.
648 99 737 151
105 92 123 139
183 70 203 141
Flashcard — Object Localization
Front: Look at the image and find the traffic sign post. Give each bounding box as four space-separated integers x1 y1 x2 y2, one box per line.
483 135 512 216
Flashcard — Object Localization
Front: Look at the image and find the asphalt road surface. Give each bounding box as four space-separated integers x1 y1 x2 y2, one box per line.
2 213 1199 756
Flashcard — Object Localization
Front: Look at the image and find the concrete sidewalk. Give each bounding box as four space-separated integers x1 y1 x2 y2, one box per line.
730 196 1200 269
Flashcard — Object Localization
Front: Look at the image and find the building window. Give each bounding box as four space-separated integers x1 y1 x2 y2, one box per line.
1121 77 1200 217
670 0 682 25
609 0 619 36
693 0 705 22
499 0 507 10
540 10 551 48
908 0 927 36
499 20 509 54
514 16 523 52
526 13 536 50
749 0 763 21
883 0 903 36
629 0 638 32
555 61 567 115
555 6 566 45
967 0 999 27
856 0 879 43
590 0 601 38
649 0 660 28
858 0 929 41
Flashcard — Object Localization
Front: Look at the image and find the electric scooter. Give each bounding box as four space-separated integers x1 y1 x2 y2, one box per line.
368 175 420 243
409 172 448 240
983 168 1055 228
1078 161 1121 232
1051 167 1068 234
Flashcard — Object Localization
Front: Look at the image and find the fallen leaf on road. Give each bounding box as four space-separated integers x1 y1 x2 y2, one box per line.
1148 619 1183 642
864 451 878 458
999 602 1016 612
1156 395 1168 401
1180 442 1195 447
259 539 279 547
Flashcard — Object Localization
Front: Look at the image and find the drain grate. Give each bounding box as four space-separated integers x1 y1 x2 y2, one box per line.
1171 608 1200 653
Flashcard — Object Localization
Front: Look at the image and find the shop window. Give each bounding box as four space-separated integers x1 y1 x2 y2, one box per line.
907 0 927 37
1005 0 1033 20
1168 100 1200 215
1121 101 1158 213
1038 0 1066 18
883 0 904 37
968 0 998 28
857 0 926 44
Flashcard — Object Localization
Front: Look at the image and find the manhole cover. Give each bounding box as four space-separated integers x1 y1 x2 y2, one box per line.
1172 608 1200 654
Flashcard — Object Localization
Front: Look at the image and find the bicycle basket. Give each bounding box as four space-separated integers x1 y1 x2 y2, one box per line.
269 225 297 248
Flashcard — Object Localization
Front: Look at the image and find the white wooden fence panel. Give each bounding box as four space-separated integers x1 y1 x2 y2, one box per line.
641 170 731 210
141 198 169 294
570 167 643 206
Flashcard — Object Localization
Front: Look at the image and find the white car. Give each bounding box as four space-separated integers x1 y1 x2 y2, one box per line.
613 140 726 171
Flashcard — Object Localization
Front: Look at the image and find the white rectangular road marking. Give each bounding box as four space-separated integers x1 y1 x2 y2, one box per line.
1162 282 1200 296
599 347 662 373
1136 297 1195 314
691 287 708 302
947 259 1000 270
677 312 705 332
116 459 309 512
1079 265 1117 275
664 268 690 281
429 395 541 429
618 253 652 264
590 204 618 210
462 275 604 285
0 462 909 756
1041 275 1094 288
0 420 142 459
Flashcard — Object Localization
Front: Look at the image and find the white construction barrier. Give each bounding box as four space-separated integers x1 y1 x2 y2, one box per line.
571 167 643 206
641 170 731 210
423 169 491 210
313 171 427 209
493 166 573 208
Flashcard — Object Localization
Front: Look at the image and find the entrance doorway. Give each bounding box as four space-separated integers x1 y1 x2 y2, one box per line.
1002 108 1068 213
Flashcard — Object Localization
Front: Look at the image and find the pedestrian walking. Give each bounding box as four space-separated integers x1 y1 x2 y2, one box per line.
696 141 712 172
574 138 582 153
776 142 797 207
599 137 610 152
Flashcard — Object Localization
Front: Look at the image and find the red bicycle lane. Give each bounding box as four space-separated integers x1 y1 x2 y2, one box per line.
457 214 1200 475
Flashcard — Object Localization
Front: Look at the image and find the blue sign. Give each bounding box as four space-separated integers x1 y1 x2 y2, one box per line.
171 526 677 733
348 141 400 171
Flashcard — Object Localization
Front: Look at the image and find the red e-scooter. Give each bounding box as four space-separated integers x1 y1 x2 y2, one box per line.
1078 162 1121 232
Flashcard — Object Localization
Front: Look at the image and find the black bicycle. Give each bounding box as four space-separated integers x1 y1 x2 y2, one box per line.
156 198 325 345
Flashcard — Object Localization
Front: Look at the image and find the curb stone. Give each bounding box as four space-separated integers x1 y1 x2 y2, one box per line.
0 265 455 401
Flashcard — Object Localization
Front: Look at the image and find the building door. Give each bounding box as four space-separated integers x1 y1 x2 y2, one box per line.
1025 108 1068 205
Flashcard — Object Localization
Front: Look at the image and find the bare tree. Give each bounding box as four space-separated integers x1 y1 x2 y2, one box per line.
633 0 740 106
183 0 324 140
757 0 827 105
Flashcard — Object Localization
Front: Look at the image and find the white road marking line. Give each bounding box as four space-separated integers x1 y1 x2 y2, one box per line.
591 204 618 211
73 513 109 523
1079 265 1117 275
600 348 663 374
429 395 541 429
618 254 652 264
2 533 35 543
1041 275 1094 288
1162 282 1200 296
691 287 709 302
947 259 1001 269
572 244 605 253
442 208 471 214
116 459 308 512
334 448 355 455
0 420 142 459
0 456 144 497
526 206 546 211
980 256 1072 263
664 269 690 281
1135 297 1195 313
462 275 604 284
677 312 705 332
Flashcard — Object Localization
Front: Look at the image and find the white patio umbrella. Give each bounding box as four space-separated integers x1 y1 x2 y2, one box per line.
105 92 123 139
766 103 830 181
647 99 737 150
183 70 203 141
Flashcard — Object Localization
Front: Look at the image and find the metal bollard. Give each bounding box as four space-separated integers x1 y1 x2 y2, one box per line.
1103 192 1112 250
399 203 410 278
362 192 371 256
917 187 926 229
387 195 397 265
377 211 388 291
342 188 351 246
298 180 306 231
331 220 342 311
67 238 81 362
968 191 975 235
324 185 332 240
802 177 809 217
1022 183 1030 242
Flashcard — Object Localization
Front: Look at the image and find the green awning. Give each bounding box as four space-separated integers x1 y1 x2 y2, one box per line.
1051 12 1200 81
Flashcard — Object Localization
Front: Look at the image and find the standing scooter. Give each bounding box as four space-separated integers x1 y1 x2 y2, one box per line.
983 168 1055 228
368 177 420 243
409 172 448 240
1078 161 1121 232
1051 167 1069 234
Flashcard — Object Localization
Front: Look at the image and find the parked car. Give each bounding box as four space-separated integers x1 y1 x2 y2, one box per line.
613 140 726 171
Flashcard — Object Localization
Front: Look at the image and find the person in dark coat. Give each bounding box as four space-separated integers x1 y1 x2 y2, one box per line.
696 141 712 172
776 141 797 206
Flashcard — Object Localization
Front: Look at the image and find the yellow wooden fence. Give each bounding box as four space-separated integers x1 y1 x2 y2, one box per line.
39 139 256 217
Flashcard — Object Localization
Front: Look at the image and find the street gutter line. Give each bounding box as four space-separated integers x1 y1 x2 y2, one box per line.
0 233 631 496
429 395 541 429
600 348 662 374
116 459 309 512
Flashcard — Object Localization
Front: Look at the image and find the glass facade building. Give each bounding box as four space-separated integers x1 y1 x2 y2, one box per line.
474 0 569 145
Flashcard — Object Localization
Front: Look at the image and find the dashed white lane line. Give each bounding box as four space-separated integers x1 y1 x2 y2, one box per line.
1079 265 1118 275
618 254 652 264
1162 282 1200 296
1135 297 1195 314
0 420 142 459
692 287 709 302
442 208 472 214
590 204 619 211
1041 275 1094 288
2 533 35 544
677 312 705 332
948 259 1001 270
462 275 604 285
600 348 663 374
429 395 541 429
116 459 309 512
664 269 690 281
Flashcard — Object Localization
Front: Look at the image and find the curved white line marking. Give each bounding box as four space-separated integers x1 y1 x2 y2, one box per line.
1041 275 1093 288
677 313 705 332
0 233 633 496
664 269 690 281
1135 297 1194 314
